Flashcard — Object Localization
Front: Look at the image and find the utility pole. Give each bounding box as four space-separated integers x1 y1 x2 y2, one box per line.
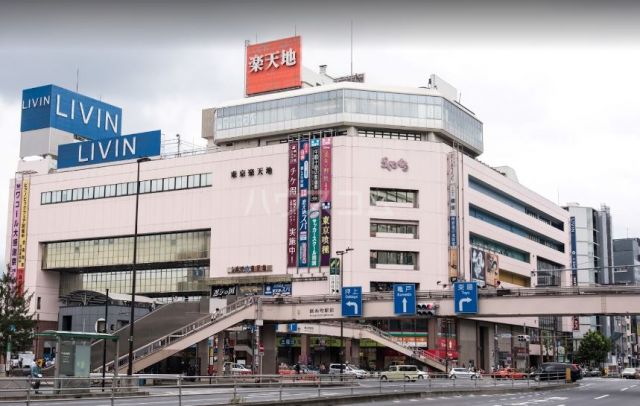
336 247 353 378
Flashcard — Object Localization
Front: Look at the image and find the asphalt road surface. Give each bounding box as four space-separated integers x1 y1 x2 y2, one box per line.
1 377 637 406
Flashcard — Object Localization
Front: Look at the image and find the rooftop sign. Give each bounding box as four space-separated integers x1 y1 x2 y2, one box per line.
57 130 161 169
246 36 301 96
21 84 122 140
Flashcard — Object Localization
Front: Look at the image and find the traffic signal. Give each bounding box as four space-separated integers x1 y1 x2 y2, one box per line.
517 335 530 342
416 302 438 316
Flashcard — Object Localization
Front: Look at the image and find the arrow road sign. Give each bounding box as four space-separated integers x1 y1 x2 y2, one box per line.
453 282 478 314
341 286 362 317
393 283 416 315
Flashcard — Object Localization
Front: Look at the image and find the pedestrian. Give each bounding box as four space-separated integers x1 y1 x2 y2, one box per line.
295 363 301 374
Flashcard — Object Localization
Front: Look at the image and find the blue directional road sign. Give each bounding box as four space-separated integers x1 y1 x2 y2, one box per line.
393 283 416 315
453 282 478 314
341 286 362 317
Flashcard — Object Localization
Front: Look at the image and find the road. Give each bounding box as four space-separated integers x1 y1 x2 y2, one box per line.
1 377 637 405
358 377 640 406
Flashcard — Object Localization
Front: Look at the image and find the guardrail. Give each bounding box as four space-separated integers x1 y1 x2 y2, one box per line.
0 371 576 405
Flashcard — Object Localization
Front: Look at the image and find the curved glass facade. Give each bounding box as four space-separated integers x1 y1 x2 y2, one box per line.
214 88 483 152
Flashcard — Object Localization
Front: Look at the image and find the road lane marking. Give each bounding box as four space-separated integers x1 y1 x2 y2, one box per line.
594 394 609 399
621 387 628 391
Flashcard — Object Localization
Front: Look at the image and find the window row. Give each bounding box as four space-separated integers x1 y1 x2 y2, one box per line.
59 266 208 297
357 129 422 141
41 173 212 205
370 188 418 207
469 176 564 231
43 230 211 269
214 89 483 151
370 250 418 269
470 233 530 263
370 221 418 238
469 205 564 252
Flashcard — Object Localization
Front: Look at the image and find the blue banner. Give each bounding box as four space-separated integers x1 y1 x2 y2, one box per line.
21 84 122 141
263 283 292 296
299 139 309 190
449 216 457 247
57 130 161 169
298 190 308 267
570 216 577 286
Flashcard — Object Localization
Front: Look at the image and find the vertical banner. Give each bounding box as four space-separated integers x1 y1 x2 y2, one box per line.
320 138 332 202
297 138 309 267
320 138 332 266
286 142 299 267
310 139 320 203
320 202 332 266
447 151 459 282
485 252 499 287
570 216 577 286
309 203 321 267
9 180 22 286
16 180 30 294
329 257 341 294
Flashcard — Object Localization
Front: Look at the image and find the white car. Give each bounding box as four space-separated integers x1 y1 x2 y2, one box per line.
328 364 368 378
449 368 480 379
621 367 637 379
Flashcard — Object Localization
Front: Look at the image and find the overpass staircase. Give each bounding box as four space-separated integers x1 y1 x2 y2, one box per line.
295 322 448 372
102 297 257 374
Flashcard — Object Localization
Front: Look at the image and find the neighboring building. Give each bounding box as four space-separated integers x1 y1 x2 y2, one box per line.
563 203 625 366
613 237 640 366
8 37 573 372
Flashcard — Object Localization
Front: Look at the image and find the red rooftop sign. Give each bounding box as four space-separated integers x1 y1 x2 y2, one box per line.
245 36 302 96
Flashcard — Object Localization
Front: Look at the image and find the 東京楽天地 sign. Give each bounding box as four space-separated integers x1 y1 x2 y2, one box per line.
246 36 301 96
21 84 122 141
57 130 161 169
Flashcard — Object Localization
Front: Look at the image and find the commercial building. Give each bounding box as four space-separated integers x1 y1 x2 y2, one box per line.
613 237 640 366
7 36 572 373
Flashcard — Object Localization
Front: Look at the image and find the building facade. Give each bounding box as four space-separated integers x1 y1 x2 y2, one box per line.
8 65 573 371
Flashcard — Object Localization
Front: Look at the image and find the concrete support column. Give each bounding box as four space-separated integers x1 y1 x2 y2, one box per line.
215 332 225 376
458 319 477 368
426 131 438 142
299 335 310 365
262 324 277 375
428 318 438 350
349 339 360 366
197 339 209 376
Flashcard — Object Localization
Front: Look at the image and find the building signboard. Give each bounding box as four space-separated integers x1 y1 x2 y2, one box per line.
263 282 292 296
471 247 486 287
211 285 237 297
9 180 22 289
447 151 459 282
16 179 30 294
485 252 500 288
320 138 332 201
570 216 577 286
329 257 340 294
309 203 320 267
286 142 299 267
320 202 331 267
320 138 332 266
21 84 122 140
245 36 301 96
57 130 161 169
449 216 457 247
310 139 320 203
297 138 309 267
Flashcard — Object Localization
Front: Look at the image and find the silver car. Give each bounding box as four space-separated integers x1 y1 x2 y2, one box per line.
449 368 480 379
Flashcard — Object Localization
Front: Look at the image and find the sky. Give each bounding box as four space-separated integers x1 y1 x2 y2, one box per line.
0 0 639 260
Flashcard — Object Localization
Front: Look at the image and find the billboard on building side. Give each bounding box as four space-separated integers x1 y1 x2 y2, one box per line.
471 247 486 286
16 179 30 294
570 216 577 286
297 138 310 267
246 36 301 96
310 139 320 203
287 142 299 267
9 180 22 289
21 84 122 140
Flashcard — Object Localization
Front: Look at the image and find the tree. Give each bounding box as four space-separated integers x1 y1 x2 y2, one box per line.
575 330 611 367
0 273 36 356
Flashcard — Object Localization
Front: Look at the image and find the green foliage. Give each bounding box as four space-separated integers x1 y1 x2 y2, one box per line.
0 273 36 354
575 330 611 366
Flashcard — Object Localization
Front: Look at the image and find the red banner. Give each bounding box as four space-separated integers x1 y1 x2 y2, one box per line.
287 142 299 267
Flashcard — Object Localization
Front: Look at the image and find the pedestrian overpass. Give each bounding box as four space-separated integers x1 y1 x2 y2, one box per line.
102 286 640 374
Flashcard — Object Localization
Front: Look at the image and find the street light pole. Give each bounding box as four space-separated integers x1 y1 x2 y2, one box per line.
127 157 150 376
336 247 353 377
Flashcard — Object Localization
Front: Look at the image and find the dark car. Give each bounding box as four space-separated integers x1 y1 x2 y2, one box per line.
531 362 581 382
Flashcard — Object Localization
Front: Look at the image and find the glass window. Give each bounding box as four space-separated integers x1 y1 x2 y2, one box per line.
127 182 137 195
140 180 151 194
83 187 94 199
202 173 212 186
41 192 52 205
105 184 116 198
116 183 127 196
94 186 105 199
72 188 83 201
151 179 162 192
61 189 72 202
